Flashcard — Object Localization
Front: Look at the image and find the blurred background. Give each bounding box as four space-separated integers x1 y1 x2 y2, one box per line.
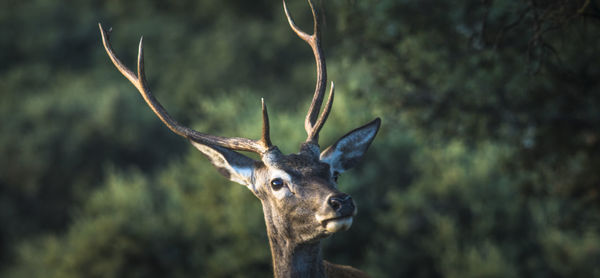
1 0 599 277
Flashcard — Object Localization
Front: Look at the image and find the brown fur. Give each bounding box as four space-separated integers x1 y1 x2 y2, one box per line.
324 261 371 278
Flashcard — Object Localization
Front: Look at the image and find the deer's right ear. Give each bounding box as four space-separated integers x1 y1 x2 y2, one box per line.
190 140 256 189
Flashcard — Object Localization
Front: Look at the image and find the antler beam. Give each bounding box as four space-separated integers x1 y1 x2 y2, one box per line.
98 23 272 154
283 0 334 144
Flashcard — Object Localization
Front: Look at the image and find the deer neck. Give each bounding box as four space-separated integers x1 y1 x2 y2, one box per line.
262 206 325 278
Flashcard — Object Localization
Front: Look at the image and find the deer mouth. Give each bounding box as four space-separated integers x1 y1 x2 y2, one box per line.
321 216 354 233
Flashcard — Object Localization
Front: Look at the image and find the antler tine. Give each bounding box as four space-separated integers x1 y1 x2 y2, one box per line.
283 0 330 144
261 98 272 148
283 0 312 42
307 81 334 142
98 23 271 154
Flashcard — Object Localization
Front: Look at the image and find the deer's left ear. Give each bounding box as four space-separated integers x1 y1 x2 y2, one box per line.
320 118 381 174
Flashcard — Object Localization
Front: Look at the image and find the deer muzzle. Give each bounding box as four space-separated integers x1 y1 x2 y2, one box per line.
316 193 357 233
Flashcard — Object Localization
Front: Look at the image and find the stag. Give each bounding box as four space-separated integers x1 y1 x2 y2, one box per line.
99 0 380 277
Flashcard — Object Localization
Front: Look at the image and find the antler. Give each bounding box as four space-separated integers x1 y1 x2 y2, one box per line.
98 23 272 154
283 0 335 144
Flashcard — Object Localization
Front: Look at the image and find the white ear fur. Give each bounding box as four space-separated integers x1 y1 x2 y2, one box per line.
189 140 256 188
320 118 381 174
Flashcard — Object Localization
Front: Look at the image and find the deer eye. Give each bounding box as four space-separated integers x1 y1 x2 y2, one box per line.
270 178 284 191
333 171 340 182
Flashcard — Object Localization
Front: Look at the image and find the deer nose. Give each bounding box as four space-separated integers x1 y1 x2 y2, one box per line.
328 194 355 216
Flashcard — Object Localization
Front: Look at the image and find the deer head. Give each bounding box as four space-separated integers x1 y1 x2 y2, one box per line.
99 0 379 276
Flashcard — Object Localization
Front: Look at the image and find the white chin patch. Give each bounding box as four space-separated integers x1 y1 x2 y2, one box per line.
325 217 353 233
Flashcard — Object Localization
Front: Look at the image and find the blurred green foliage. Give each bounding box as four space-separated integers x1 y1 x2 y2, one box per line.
1 0 599 277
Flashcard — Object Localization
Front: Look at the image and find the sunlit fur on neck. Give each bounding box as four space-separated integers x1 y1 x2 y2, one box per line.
262 203 325 278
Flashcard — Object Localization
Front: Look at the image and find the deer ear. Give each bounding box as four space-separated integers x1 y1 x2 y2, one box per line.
320 118 381 174
189 139 256 188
